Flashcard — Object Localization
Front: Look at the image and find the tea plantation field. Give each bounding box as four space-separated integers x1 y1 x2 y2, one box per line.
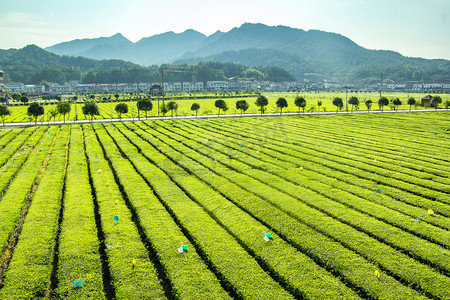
0 112 448 299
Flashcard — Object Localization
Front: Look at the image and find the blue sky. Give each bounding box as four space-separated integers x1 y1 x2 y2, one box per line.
0 0 449 59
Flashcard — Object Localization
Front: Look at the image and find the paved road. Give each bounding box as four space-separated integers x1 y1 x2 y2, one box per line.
1 109 445 127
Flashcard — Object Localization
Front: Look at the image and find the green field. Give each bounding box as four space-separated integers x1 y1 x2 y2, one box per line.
3 92 450 123
0 112 448 299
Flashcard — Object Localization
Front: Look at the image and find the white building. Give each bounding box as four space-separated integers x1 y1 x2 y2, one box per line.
5 82 25 93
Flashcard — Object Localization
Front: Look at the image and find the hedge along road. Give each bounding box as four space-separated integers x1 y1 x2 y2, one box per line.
0 108 444 127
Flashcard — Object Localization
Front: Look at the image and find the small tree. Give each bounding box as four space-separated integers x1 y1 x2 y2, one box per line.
0 104 11 125
332 97 343 113
12 93 21 101
27 102 45 124
215 99 228 116
317 100 322 112
255 95 268 114
57 101 71 123
431 95 442 110
115 103 128 119
235 100 249 116
49 107 59 123
378 96 389 111
276 97 288 114
82 100 100 122
444 100 450 110
365 100 372 112
191 103 200 117
166 101 178 118
294 96 307 113
0 96 6 103
20 95 29 104
137 98 152 119
114 94 120 101
407 97 416 111
348 96 359 112
392 98 402 111
161 104 168 116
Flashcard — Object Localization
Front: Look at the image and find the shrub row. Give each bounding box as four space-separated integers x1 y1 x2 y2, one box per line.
0 126 56 254
82 124 166 299
0 126 69 299
93 124 231 299
132 121 429 300
55 125 105 299
120 122 360 299
147 120 450 299
102 123 294 300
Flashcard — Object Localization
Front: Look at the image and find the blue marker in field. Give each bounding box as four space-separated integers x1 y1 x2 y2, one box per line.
113 216 119 221
73 279 83 288
240 144 243 147
376 189 381 193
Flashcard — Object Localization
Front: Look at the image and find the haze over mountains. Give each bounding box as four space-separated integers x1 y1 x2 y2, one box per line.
44 23 450 82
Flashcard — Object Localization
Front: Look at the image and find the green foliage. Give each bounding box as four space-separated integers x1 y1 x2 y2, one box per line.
166 101 178 118
137 98 153 118
407 97 416 110
364 99 372 111
235 100 249 115
20 95 29 104
56 101 71 123
392 98 402 110
294 96 307 113
27 102 44 123
82 100 100 121
276 97 288 114
255 95 268 114
190 102 200 116
378 96 389 111
11 93 21 101
215 99 228 116
0 104 11 125
333 97 343 112
348 96 359 112
115 102 128 119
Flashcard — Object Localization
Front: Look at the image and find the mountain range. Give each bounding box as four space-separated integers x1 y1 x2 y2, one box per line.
45 23 450 82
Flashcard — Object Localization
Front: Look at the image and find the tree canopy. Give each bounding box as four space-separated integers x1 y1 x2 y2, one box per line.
294 96 307 113
215 99 228 116
57 101 71 123
82 100 100 121
27 102 45 124
276 97 288 114
255 95 268 114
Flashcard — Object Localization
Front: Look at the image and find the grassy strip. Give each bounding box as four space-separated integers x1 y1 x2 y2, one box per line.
0 127 69 299
149 119 448 297
128 121 429 300
0 126 56 254
93 124 231 299
102 123 294 300
55 125 105 299
83 124 166 299
120 122 361 299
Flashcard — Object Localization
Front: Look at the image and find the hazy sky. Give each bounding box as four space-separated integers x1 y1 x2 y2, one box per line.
1 0 449 59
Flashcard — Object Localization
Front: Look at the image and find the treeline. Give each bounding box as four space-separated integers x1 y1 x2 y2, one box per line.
347 65 450 84
0 45 296 84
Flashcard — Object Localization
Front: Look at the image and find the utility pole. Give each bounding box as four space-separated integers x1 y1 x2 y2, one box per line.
379 72 383 100
161 67 165 117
